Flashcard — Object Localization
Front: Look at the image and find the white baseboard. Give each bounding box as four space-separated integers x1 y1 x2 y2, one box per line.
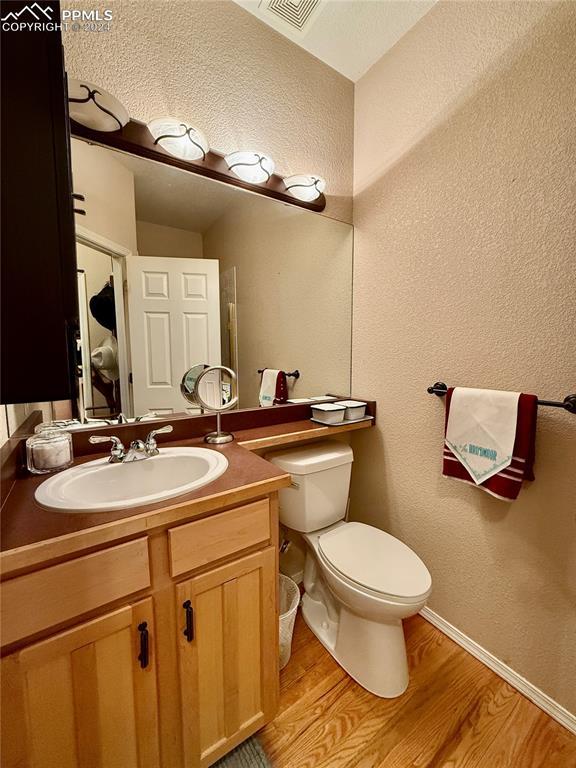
420 607 576 735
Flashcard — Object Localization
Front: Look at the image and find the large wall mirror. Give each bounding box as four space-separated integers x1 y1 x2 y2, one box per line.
3 138 353 433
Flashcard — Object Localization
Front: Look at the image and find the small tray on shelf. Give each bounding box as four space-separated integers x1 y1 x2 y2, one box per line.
310 415 374 427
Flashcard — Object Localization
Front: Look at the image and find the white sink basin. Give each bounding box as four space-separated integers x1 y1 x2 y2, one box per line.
35 447 229 513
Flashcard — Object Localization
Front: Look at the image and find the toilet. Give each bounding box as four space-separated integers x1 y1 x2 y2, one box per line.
267 440 432 698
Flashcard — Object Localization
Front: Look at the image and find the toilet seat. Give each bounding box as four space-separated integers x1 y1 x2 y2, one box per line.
317 522 432 604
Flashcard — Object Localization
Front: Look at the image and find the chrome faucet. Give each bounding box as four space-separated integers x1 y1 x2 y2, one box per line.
124 425 174 461
123 439 147 463
82 412 158 427
88 425 173 464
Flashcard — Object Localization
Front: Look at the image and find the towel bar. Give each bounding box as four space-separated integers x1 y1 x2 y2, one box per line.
427 382 576 414
258 369 300 379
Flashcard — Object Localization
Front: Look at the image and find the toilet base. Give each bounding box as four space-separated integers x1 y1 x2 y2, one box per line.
301 593 409 698
301 592 338 652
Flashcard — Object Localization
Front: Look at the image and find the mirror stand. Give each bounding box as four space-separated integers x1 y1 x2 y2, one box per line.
205 411 234 445
181 364 238 445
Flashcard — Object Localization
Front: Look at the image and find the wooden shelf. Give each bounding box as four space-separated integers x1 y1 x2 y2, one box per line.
236 418 373 452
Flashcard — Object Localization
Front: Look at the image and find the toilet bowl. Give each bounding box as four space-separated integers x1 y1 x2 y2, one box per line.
303 521 431 697
266 441 432 698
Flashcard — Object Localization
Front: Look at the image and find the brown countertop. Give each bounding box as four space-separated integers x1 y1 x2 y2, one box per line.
0 438 287 574
1 417 373 575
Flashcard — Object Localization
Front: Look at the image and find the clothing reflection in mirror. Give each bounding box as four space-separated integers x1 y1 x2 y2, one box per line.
88 281 120 415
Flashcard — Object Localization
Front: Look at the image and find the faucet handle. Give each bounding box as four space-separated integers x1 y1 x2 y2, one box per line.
146 424 173 439
89 435 126 463
135 412 159 422
145 424 173 456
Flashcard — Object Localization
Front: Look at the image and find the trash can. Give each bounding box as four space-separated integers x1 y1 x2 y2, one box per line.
279 574 300 670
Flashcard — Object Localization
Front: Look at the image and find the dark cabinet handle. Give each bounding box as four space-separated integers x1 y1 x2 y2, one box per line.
73 208 86 215
183 600 194 642
137 621 149 668
72 193 85 201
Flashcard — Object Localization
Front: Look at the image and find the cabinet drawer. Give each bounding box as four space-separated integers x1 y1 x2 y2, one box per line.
168 499 271 577
1 538 150 647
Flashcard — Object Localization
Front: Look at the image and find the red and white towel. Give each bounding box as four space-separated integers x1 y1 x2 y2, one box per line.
259 369 288 407
443 387 538 501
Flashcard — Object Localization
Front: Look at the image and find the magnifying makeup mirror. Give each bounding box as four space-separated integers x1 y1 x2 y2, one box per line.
181 364 238 444
180 364 208 402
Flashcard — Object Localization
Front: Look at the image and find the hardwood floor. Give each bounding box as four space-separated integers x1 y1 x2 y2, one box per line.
259 614 576 768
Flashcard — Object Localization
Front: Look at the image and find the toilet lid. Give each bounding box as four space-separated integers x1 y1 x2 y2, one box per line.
318 523 432 599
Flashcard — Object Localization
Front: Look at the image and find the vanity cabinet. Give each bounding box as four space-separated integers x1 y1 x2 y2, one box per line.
0 494 281 768
176 547 278 767
1 598 160 768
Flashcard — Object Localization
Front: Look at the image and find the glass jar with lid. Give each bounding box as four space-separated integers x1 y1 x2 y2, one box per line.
26 429 74 475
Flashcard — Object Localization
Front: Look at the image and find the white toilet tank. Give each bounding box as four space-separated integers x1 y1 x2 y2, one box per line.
266 441 353 532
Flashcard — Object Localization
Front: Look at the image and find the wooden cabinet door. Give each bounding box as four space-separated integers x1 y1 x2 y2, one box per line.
176 547 278 768
1 598 160 768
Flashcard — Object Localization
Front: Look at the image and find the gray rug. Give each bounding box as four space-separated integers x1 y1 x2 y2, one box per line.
213 737 272 767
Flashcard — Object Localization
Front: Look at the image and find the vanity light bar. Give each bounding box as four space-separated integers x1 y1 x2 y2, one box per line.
68 80 327 208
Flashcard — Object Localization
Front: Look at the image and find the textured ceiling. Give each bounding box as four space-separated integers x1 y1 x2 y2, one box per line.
232 0 437 81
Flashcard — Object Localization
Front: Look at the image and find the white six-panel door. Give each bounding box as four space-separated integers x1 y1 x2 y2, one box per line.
127 256 221 415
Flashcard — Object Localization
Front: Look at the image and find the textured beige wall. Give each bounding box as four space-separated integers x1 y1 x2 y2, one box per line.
354 0 555 194
203 197 353 407
351 1 576 714
63 0 353 222
136 220 203 259
71 139 137 252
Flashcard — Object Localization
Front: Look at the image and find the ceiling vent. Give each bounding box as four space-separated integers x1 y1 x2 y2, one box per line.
264 0 322 35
